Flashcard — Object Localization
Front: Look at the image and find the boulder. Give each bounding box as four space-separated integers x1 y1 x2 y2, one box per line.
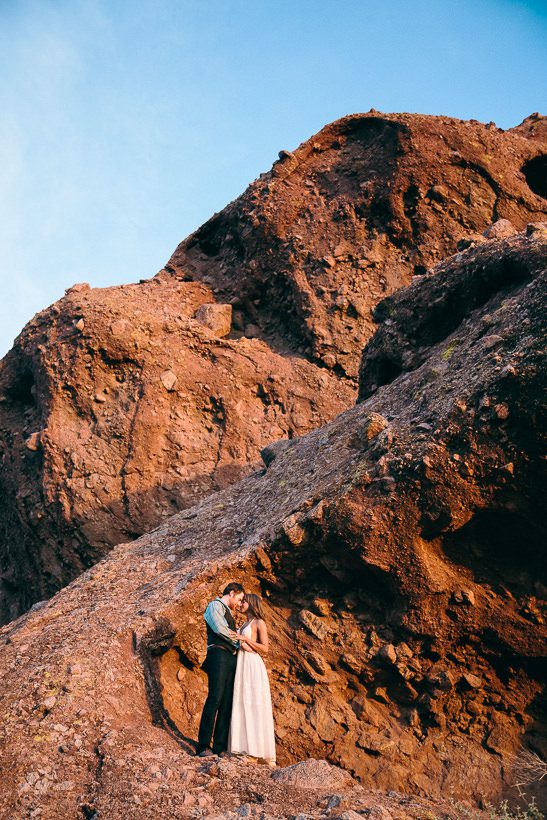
195 303 232 337
272 759 353 790
483 219 517 239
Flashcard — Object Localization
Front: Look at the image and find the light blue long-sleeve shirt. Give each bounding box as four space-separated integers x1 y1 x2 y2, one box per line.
204 599 239 649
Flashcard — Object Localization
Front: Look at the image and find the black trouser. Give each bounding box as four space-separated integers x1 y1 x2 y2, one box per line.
197 647 237 753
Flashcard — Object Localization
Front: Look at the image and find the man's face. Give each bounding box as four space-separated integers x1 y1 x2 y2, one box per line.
229 591 245 610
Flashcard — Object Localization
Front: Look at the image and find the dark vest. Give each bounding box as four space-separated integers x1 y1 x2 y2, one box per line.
206 599 237 654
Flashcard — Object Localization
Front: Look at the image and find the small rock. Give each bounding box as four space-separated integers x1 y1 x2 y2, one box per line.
397 679 419 703
283 516 306 545
306 500 327 523
339 653 361 675
452 588 476 606
302 650 329 676
278 149 294 160
65 283 90 295
299 610 329 640
94 392 107 403
25 432 41 451
500 364 517 378
427 667 454 691
485 713 514 754
333 240 353 258
350 697 381 726
260 438 292 467
311 597 331 616
295 687 313 705
526 221 547 237
74 318 85 331
372 687 389 704
482 219 516 239
457 233 487 250
110 319 130 337
428 184 447 202
160 370 177 391
396 642 413 659
357 731 395 754
255 547 272 570
377 644 397 665
363 808 394 820
482 334 504 350
408 708 421 729
308 701 339 741
319 794 342 810
195 303 232 338
461 672 482 689
364 413 389 440
494 403 509 420
244 323 261 338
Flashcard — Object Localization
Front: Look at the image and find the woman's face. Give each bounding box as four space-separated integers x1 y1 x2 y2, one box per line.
240 600 249 613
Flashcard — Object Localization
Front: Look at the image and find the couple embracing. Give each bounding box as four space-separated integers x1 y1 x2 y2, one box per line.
196 582 276 766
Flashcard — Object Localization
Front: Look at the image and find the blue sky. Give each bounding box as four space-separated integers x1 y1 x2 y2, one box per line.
0 0 546 357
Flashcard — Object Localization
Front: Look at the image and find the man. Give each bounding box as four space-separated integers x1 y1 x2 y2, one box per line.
196 582 245 756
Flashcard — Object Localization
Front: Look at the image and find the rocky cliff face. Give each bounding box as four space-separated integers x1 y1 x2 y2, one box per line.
0 112 545 625
166 111 547 378
0 277 352 624
0 229 544 818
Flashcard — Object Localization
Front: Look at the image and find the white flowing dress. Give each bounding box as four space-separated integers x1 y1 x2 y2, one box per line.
228 621 276 763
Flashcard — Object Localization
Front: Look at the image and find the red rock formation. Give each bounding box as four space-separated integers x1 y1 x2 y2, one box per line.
0 230 544 818
0 112 545 625
0 278 352 624
166 111 547 378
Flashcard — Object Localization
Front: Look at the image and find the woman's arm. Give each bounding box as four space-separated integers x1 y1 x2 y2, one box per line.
239 620 269 656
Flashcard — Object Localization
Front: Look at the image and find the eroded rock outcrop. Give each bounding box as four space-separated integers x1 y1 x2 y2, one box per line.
0 279 353 624
0 230 544 818
0 112 546 626
166 111 547 378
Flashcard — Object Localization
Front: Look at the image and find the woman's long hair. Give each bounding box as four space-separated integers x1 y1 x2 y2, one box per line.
245 593 265 621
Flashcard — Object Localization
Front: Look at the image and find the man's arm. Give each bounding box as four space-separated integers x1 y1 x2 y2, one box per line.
204 601 239 648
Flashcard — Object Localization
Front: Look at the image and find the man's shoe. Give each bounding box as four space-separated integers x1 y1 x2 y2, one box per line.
197 748 214 757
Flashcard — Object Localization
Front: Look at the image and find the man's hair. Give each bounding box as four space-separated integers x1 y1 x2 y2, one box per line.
222 582 244 596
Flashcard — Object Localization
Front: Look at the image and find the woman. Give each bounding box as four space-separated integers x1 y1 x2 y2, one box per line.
228 593 276 765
